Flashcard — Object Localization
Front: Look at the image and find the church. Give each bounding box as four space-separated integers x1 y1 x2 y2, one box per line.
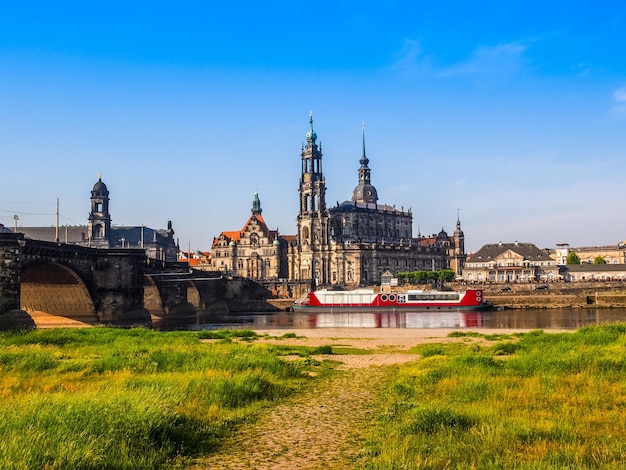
210 114 466 292
16 176 178 263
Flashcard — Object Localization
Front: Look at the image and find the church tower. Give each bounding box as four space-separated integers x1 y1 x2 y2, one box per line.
453 210 466 275
293 112 332 287
87 175 112 247
352 122 378 205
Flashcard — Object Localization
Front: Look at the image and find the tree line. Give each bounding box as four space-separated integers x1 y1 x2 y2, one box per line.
396 269 456 284
565 252 606 265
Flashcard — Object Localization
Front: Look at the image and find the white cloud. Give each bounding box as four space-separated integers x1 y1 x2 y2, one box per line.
391 39 529 81
438 42 528 78
613 86 626 103
610 85 626 119
391 39 434 78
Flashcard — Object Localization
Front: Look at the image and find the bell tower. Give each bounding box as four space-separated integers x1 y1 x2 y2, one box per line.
293 112 332 287
453 209 466 275
87 174 112 247
352 122 378 205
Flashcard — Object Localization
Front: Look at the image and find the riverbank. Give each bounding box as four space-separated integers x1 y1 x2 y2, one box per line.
483 281 626 308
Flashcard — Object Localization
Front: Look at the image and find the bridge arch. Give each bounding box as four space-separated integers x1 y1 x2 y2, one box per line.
144 274 200 323
144 275 165 317
187 280 203 310
20 262 97 325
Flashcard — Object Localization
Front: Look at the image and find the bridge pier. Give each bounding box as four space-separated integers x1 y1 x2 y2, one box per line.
93 249 151 326
0 234 35 329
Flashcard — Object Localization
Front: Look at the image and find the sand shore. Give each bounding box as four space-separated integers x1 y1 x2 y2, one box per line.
252 327 562 368
255 326 555 349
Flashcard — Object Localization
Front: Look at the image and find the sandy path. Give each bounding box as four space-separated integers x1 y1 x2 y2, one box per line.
192 327 541 469
195 365 396 470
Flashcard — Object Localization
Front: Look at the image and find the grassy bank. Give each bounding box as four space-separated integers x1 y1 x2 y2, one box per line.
359 325 626 469
0 328 329 469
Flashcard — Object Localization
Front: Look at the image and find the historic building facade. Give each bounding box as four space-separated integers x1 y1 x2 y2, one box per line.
555 243 626 265
210 193 288 280
286 115 465 289
461 242 558 283
16 176 178 262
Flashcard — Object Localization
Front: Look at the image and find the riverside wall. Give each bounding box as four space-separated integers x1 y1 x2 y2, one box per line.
481 281 626 309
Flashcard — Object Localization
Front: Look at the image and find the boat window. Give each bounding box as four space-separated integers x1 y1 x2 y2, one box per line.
408 293 460 301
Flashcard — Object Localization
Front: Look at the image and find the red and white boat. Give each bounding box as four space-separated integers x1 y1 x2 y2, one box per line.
293 288 488 312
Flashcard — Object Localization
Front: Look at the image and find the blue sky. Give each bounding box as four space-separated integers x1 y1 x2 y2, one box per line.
1 1 625 253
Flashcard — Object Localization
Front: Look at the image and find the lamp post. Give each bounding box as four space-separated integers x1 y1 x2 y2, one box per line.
13 215 18 233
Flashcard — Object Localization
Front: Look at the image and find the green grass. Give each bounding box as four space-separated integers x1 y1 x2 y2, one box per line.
358 324 626 469
0 328 330 469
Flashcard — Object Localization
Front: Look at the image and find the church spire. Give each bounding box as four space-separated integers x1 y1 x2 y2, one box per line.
361 121 367 165
351 121 378 204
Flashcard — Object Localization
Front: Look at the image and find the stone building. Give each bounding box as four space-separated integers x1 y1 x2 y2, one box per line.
461 242 559 283
555 242 626 265
210 193 288 280
286 115 465 289
16 176 178 262
560 264 626 281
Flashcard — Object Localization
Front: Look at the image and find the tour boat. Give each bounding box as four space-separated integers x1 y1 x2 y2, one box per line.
292 287 488 312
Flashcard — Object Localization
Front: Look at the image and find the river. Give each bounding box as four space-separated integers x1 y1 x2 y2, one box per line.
154 308 626 331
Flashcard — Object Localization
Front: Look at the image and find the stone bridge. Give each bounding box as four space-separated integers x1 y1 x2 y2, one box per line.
0 233 149 329
0 233 275 330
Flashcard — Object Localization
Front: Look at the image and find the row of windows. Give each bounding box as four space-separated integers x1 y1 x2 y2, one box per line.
468 261 554 268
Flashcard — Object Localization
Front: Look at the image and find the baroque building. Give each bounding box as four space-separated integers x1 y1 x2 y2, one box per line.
16 176 178 262
286 115 465 290
210 193 288 280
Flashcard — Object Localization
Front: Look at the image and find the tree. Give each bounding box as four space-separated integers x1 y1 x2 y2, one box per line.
438 269 456 282
593 256 606 264
566 252 581 265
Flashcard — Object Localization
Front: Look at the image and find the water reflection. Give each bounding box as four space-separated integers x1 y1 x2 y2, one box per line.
154 308 626 331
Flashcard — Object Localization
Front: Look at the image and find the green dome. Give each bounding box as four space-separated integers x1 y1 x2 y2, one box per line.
306 112 317 142
229 240 236 246
273 238 280 245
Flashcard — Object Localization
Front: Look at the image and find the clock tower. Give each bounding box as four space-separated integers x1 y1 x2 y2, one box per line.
290 113 333 287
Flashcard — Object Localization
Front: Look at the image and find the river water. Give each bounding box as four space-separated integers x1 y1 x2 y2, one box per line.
155 308 626 331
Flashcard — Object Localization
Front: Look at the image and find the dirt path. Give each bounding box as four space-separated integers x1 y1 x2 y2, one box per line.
194 363 400 470
192 327 539 469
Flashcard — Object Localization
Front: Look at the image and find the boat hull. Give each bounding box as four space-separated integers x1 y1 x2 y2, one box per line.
293 288 490 312
292 304 490 313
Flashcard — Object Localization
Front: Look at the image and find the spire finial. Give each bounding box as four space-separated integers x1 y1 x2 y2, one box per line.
305 111 317 142
98 172 102 181
362 121 366 158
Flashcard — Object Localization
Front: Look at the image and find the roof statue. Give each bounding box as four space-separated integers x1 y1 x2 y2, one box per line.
251 192 262 216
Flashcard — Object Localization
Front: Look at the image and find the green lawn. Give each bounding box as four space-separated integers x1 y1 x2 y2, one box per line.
0 327 328 469
358 325 626 469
